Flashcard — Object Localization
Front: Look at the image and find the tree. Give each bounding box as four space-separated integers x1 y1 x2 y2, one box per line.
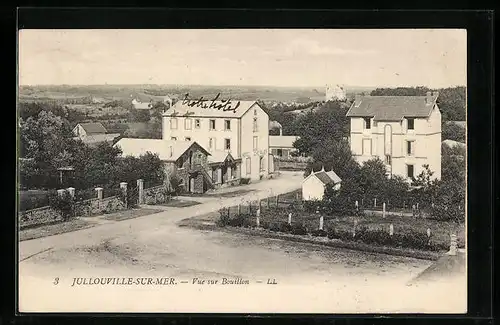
442 122 466 142
129 109 151 123
305 139 360 181
436 86 466 121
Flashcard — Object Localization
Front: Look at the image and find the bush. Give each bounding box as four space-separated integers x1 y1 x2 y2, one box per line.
311 229 327 237
290 223 308 235
216 208 231 227
48 191 75 221
240 178 251 185
227 214 253 228
267 221 293 233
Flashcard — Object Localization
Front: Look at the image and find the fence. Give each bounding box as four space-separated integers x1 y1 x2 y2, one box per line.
18 180 142 229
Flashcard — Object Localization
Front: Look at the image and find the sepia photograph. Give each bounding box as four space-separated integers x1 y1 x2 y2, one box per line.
17 28 467 313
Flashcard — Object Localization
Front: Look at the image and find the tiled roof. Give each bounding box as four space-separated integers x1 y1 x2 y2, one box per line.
325 170 342 184
164 100 259 118
269 135 299 148
304 169 342 186
78 122 107 134
346 93 439 121
208 151 237 164
114 138 210 162
314 171 334 185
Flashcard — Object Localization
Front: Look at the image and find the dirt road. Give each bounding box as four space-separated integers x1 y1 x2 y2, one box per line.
18 172 466 313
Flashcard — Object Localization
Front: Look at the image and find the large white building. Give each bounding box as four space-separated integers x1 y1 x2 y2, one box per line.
346 92 442 181
162 99 272 181
325 84 347 102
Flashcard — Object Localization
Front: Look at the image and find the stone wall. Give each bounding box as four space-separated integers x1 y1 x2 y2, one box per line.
19 206 62 229
18 195 126 229
143 184 172 205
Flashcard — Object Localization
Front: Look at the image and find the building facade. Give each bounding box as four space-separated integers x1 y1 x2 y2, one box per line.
346 92 442 181
302 168 342 201
162 100 271 181
269 135 299 159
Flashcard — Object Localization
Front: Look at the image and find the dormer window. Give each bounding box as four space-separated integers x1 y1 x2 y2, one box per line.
363 117 371 130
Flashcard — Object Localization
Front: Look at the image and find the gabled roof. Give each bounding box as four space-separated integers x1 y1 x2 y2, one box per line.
164 100 259 118
303 168 342 186
114 138 210 162
269 135 299 148
208 151 238 164
77 122 107 134
346 93 439 121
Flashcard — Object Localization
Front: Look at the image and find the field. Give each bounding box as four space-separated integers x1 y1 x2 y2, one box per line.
19 84 375 105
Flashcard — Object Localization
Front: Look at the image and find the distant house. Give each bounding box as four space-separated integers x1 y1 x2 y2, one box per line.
269 135 299 159
325 84 347 101
302 167 342 201
72 122 120 146
132 98 153 110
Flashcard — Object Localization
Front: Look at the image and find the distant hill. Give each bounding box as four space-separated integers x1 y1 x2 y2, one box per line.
18 84 376 105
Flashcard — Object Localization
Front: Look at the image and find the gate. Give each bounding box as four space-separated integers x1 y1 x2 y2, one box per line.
126 184 140 208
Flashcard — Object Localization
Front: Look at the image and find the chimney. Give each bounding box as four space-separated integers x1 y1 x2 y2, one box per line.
425 91 433 105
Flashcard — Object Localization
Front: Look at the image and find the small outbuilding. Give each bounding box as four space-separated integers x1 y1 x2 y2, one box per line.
302 167 342 201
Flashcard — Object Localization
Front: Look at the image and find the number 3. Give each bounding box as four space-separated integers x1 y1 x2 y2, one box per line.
53 277 59 285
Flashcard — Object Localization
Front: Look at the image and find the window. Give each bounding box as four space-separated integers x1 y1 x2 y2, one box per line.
184 118 192 130
170 118 178 129
363 117 371 130
385 155 392 165
254 109 257 116
208 138 214 151
253 117 258 132
195 119 200 128
407 118 415 130
177 156 184 168
225 138 231 150
224 120 231 130
406 140 415 156
171 137 177 141
246 157 251 174
260 157 265 171
209 119 216 130
277 149 283 157
407 164 414 178
185 137 191 141
362 138 372 156
253 136 258 150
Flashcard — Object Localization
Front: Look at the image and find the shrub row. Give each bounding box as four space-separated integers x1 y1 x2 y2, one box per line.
216 209 449 252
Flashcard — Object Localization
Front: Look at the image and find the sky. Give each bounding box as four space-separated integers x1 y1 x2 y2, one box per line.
18 29 467 88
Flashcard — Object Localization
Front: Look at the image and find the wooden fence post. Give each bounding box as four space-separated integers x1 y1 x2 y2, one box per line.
389 224 394 236
237 204 241 215
383 202 386 218
288 212 292 225
319 215 324 230
374 198 377 207
355 200 359 211
256 207 260 227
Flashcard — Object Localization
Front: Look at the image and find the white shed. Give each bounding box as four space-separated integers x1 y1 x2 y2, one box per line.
302 167 342 201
